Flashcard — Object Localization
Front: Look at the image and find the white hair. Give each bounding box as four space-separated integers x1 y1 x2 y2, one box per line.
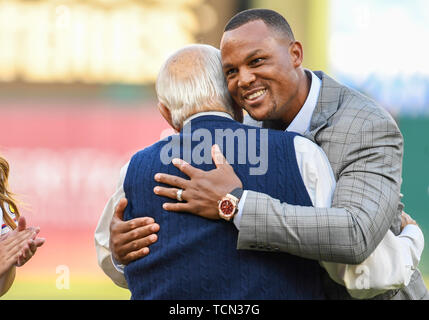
156 44 233 128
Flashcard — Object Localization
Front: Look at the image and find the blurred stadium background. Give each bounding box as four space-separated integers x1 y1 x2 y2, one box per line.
0 0 428 299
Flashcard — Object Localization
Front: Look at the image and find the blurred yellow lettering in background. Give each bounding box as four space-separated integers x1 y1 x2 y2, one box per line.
0 0 206 84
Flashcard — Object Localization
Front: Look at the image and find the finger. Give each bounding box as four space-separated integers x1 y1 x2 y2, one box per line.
17 216 27 232
162 202 192 213
154 186 185 201
26 227 40 239
16 253 24 267
112 222 159 250
402 212 413 219
33 237 46 247
121 247 152 265
120 233 158 258
211 144 229 167
402 212 416 223
154 173 189 189
172 158 204 178
21 248 35 263
28 239 37 253
20 245 30 260
112 216 156 237
120 223 160 246
17 246 32 266
7 240 26 258
5 229 36 248
114 198 128 221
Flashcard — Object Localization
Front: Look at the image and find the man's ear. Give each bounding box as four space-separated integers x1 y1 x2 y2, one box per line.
158 103 180 131
289 41 304 68
231 100 244 123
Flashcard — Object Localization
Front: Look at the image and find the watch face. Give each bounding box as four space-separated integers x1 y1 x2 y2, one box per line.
220 199 235 216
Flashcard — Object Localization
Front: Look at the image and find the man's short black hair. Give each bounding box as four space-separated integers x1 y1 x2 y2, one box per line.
224 8 295 40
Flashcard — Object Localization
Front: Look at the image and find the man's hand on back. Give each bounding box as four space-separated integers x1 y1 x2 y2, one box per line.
109 198 160 265
400 211 418 231
153 145 243 220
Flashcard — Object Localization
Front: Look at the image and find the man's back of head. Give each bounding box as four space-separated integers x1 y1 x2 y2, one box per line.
156 44 234 129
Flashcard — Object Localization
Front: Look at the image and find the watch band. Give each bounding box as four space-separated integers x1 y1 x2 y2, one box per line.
229 187 243 201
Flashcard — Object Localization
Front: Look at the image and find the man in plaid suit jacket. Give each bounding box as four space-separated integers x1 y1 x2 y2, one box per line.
240 69 428 299
106 9 429 299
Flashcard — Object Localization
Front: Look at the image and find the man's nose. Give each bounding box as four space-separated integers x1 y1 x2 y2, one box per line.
237 69 256 88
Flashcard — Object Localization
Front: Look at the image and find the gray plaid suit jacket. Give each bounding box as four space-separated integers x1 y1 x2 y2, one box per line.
241 71 428 300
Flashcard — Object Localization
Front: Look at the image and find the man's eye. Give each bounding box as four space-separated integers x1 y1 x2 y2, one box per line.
225 69 237 77
250 58 263 65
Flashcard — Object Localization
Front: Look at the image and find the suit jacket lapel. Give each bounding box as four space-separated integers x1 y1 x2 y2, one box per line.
305 71 342 141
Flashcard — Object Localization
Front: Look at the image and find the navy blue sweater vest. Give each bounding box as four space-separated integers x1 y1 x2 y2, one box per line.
123 115 325 300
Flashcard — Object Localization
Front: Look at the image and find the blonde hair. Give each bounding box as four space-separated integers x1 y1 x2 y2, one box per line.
0 156 20 230
156 44 234 128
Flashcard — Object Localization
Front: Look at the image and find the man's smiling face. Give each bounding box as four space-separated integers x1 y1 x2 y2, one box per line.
220 19 303 124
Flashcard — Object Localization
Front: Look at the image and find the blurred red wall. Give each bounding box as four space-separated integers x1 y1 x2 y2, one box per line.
0 104 170 276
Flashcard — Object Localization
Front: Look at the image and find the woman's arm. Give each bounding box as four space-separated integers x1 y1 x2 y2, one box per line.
0 266 16 297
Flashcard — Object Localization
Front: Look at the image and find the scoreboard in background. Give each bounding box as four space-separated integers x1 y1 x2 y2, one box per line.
0 0 222 84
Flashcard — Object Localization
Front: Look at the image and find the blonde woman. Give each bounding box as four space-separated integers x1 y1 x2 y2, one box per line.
0 156 45 296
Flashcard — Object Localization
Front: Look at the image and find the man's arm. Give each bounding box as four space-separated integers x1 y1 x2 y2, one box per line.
94 163 159 288
321 213 424 299
153 117 403 265
237 117 403 264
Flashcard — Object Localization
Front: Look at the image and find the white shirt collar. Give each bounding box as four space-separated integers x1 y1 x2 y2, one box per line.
286 70 321 135
183 111 233 127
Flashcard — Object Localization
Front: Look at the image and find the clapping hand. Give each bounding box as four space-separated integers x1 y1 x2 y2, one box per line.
0 216 45 275
13 216 45 267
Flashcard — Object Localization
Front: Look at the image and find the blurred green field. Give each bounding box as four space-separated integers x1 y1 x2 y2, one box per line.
2 276 130 300
2 276 429 300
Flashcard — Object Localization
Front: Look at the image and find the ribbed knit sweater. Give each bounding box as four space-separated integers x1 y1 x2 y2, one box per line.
123 115 325 300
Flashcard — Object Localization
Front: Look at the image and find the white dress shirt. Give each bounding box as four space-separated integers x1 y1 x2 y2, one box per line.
234 69 322 228
95 97 425 298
